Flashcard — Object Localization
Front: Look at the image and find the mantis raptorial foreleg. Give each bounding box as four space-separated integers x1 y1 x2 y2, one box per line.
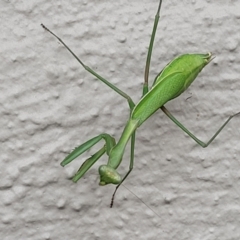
42 0 239 208
72 146 106 183
61 133 120 183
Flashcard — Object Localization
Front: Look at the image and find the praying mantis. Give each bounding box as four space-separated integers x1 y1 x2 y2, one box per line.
42 0 239 207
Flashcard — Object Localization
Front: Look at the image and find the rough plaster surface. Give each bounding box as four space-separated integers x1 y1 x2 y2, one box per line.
1 0 240 239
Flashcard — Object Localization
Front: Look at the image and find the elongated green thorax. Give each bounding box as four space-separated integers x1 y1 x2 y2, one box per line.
98 118 139 185
132 53 212 126
108 119 139 169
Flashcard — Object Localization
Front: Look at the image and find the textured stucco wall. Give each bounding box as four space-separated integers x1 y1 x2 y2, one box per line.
1 0 240 239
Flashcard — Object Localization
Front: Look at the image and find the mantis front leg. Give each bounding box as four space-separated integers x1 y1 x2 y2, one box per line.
61 133 122 184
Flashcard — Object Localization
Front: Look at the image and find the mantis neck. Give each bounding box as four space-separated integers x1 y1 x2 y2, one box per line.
107 118 139 169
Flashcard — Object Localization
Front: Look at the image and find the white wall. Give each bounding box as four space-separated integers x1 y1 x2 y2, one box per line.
1 0 240 239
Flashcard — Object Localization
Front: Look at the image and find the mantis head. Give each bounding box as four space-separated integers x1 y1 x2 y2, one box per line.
98 165 122 185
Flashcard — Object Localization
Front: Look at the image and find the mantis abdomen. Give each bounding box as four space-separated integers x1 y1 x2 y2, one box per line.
132 53 212 126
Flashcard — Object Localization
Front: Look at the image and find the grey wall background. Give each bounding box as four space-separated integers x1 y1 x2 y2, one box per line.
1 0 240 239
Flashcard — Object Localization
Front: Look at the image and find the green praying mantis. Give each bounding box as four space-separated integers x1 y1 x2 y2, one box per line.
42 0 239 207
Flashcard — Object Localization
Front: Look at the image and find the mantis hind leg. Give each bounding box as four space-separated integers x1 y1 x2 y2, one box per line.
142 0 163 96
161 106 240 148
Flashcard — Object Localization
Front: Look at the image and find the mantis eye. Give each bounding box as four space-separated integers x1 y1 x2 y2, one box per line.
98 165 122 185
